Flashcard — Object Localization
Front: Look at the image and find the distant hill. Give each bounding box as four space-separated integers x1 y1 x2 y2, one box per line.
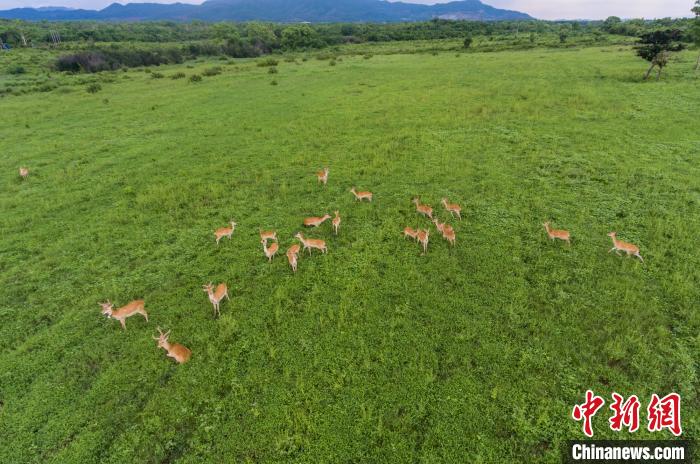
0 0 534 22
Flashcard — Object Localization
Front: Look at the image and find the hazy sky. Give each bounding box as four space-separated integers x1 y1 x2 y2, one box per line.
1 0 694 20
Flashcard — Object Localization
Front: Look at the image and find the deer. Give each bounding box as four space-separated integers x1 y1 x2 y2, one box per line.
99 299 148 331
203 282 229 317
413 198 433 219
19 167 29 179
543 222 571 246
316 167 329 185
350 187 373 202
432 218 447 235
259 230 277 242
332 211 341 235
442 227 456 247
295 232 327 255
214 221 237 245
608 232 644 262
441 198 462 220
303 214 331 227
153 327 191 364
417 229 430 255
286 243 301 272
403 227 419 241
262 238 279 262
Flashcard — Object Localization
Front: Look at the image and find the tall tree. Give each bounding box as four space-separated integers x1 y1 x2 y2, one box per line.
636 29 684 80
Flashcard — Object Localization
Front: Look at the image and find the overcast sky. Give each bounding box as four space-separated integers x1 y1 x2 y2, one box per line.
1 0 694 20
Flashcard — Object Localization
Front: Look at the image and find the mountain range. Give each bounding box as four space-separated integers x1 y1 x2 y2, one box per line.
0 0 534 22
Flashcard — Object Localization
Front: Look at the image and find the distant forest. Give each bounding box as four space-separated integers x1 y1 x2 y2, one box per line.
0 17 695 50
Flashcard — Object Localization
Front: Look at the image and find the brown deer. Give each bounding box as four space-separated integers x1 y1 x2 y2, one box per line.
214 221 237 245
417 229 430 255
316 167 329 185
441 198 462 220
99 299 148 331
203 282 229 317
262 239 279 262
442 227 456 247
403 227 419 241
19 167 29 179
295 232 327 255
413 198 433 219
332 211 341 235
286 243 301 272
543 222 571 246
303 214 331 227
608 232 644 262
259 230 277 242
153 327 191 364
350 187 373 202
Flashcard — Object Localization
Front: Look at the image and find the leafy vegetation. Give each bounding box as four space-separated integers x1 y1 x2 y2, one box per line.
1 32 699 463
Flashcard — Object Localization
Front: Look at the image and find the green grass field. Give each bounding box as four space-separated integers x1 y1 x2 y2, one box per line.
1 44 699 463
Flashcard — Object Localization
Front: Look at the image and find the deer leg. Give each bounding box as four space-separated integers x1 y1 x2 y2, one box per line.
120 319 126 330
636 253 644 263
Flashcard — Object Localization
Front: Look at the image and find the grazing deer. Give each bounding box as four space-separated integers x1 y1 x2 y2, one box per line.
153 327 191 364
350 187 373 202
286 244 301 272
417 229 430 255
413 198 433 219
316 167 329 185
203 282 229 317
259 230 277 242
608 232 644 262
262 238 279 262
303 214 331 227
441 198 462 220
295 232 327 255
332 211 341 235
432 218 447 234
543 222 571 246
99 299 148 331
19 167 29 179
403 227 419 241
214 221 237 245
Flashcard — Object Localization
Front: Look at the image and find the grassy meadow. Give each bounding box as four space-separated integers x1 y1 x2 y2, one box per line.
1 44 700 462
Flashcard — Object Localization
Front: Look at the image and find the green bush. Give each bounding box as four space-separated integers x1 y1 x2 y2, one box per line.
257 58 279 67
202 66 222 76
86 83 102 94
268 66 278 74
171 72 186 79
8 65 26 75
189 74 202 83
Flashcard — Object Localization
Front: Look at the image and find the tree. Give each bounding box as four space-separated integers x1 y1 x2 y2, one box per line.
281 24 319 50
635 29 684 80
463 35 473 49
693 0 700 70
559 32 568 44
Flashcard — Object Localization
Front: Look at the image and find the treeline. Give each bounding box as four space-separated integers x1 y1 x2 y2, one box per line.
1 17 696 49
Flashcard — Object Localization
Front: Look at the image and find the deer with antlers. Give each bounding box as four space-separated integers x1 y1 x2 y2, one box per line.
99 299 148 331
286 243 300 272
202 282 229 317
316 167 329 185
441 198 462 220
295 232 327 255
19 167 29 180
303 214 331 228
214 221 237 245
262 238 279 262
350 187 373 202
543 222 571 246
413 198 433 219
153 327 191 364
332 211 341 235
608 232 644 262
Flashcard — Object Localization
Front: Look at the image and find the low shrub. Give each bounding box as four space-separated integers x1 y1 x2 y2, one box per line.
86 83 102 93
189 74 202 83
257 58 279 67
268 66 278 74
8 65 26 75
202 67 222 76
170 72 186 80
